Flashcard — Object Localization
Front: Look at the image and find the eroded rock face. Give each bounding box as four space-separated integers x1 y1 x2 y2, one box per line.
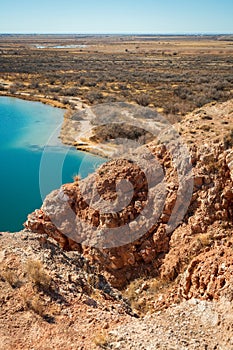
160 145 233 283
179 245 233 301
226 149 233 181
25 142 192 287
25 141 233 289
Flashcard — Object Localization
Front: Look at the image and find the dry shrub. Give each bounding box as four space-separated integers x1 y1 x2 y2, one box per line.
135 93 150 107
93 332 109 348
0 268 20 288
21 289 45 317
29 295 45 317
26 260 51 290
124 276 171 315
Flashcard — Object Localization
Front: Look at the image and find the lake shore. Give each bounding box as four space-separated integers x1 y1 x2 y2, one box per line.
0 89 70 109
0 89 141 159
0 89 104 156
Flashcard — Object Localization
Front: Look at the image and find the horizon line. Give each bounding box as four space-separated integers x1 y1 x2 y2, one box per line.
0 32 233 36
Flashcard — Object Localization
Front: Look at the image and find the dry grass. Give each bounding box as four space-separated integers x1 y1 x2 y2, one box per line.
25 259 51 290
0 267 20 288
93 331 109 349
29 295 45 317
123 276 171 315
21 289 45 317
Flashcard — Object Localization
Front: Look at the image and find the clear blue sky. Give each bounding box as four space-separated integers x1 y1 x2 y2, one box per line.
0 0 232 34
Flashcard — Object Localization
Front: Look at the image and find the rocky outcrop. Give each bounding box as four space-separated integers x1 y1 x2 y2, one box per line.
25 151 184 288
25 99 233 291
179 244 233 301
25 142 233 289
160 145 233 282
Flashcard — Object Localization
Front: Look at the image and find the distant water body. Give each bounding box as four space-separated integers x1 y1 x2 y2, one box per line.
0 97 105 232
35 45 87 49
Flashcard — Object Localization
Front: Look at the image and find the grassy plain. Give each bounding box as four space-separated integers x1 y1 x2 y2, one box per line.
0 34 232 120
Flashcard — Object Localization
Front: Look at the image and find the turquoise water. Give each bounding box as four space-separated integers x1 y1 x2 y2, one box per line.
0 97 105 232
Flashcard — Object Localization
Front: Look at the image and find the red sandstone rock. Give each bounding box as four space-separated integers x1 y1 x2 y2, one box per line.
25 142 233 288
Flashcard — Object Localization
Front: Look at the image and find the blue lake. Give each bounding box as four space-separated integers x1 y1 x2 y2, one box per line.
0 97 105 232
